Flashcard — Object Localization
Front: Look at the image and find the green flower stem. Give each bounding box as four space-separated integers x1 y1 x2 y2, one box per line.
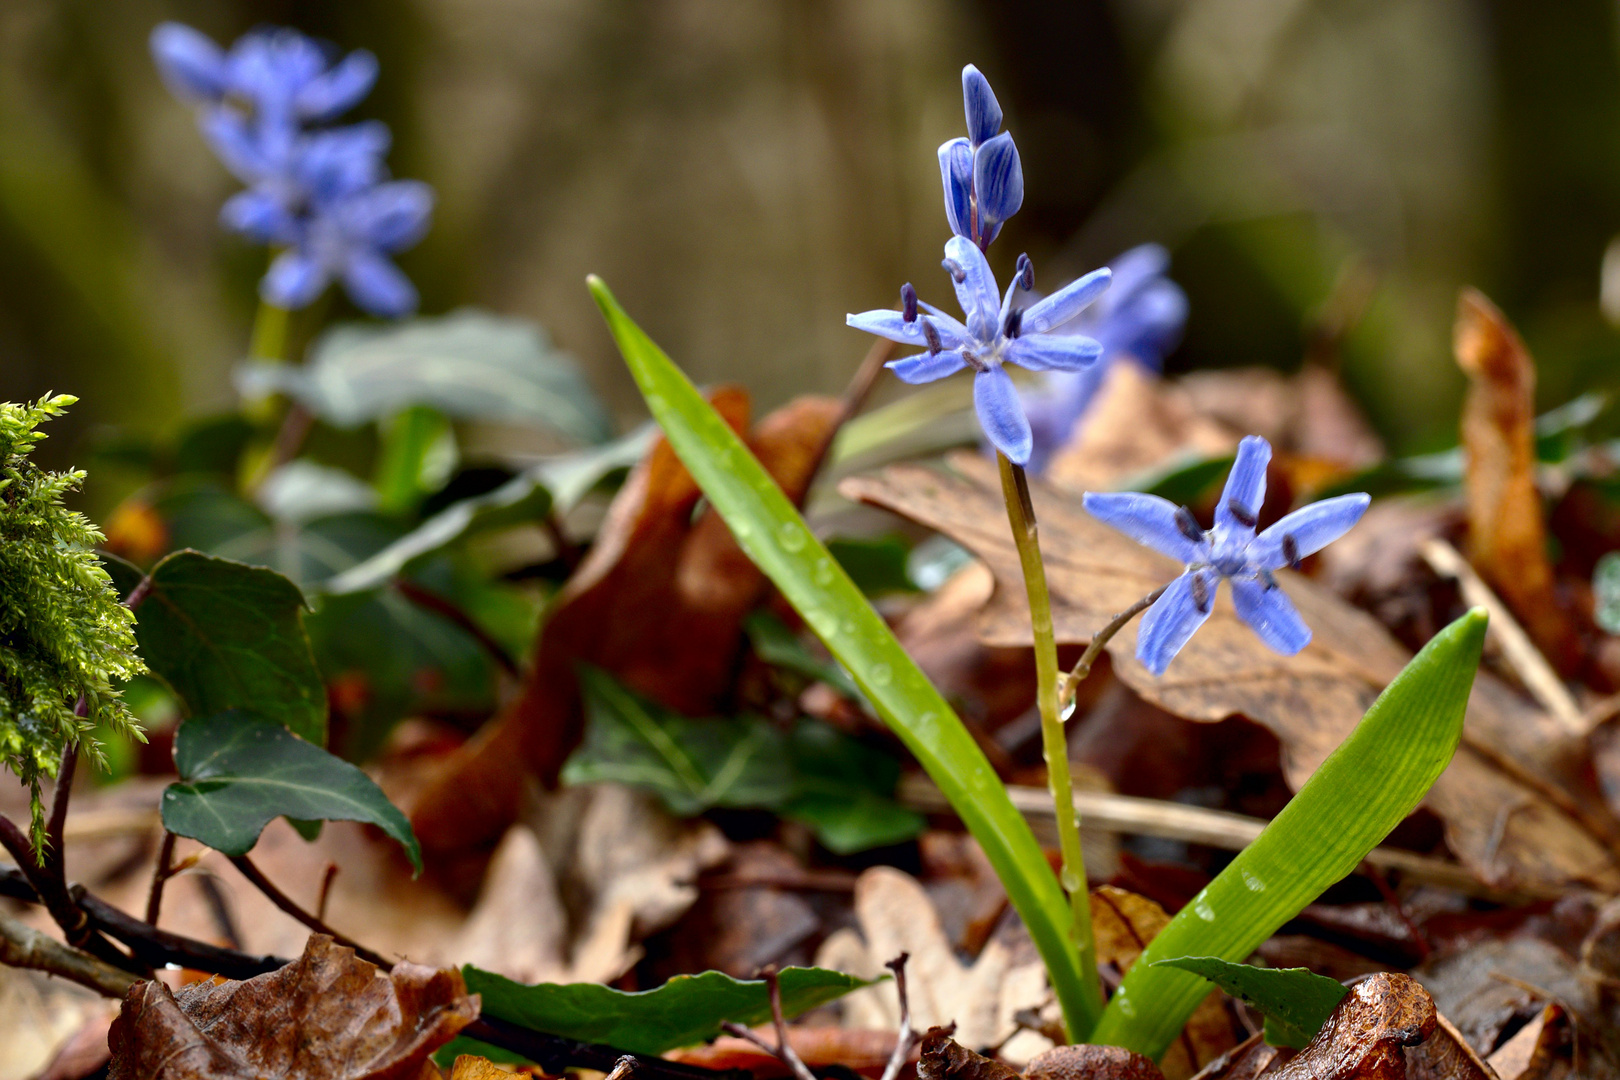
996 451 1101 1020
249 298 289 364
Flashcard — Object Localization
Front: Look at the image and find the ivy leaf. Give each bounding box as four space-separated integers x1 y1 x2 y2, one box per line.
464 966 871 1055
161 710 421 872
562 668 922 853
743 611 863 704
134 551 327 745
1151 956 1347 1048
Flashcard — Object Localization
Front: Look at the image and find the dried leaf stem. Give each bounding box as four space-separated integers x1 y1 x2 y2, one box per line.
880 953 920 1080
145 830 177 925
228 854 390 967
720 966 817 1080
996 450 1101 1029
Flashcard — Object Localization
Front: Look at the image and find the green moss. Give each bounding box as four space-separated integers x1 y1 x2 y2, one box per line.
0 395 144 846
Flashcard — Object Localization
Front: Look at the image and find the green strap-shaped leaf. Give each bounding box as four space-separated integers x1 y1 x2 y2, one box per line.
585 276 1099 1038
162 710 421 872
1090 608 1486 1058
465 966 871 1055
1151 956 1347 1048
134 550 328 744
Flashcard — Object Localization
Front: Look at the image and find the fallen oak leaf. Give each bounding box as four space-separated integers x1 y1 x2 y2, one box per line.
917 1025 1021 1080
840 456 1620 893
1274 972 1435 1080
1023 1043 1167 1080
107 934 478 1080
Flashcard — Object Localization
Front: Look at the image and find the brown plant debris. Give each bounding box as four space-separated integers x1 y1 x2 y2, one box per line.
918 1025 1022 1080
1023 1044 1167 1080
106 934 478 1079
1275 972 1435 1080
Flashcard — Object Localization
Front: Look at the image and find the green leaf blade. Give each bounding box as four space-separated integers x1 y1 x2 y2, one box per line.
1150 956 1347 1048
161 710 421 872
466 966 870 1055
585 276 1097 1038
1091 608 1486 1058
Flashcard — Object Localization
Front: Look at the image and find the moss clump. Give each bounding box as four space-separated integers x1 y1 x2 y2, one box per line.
0 395 143 844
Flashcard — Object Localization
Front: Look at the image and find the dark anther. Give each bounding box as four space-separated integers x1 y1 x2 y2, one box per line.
901 283 918 324
942 258 967 284
1191 573 1211 614
1281 533 1301 569
1227 499 1257 529
921 318 943 355
1016 252 1034 291
1174 506 1204 544
1003 307 1023 339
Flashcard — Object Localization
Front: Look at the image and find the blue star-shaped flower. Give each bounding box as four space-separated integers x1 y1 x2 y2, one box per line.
847 236 1111 464
1082 436 1371 675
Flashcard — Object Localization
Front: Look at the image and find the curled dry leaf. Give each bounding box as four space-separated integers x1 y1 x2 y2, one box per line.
1274 972 1435 1080
1023 1043 1167 1080
107 935 478 1080
1453 289 1578 671
410 390 840 855
918 1026 1021 1080
840 454 1620 893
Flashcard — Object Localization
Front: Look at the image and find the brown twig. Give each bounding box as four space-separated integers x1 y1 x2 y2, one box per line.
544 508 583 574
719 966 816 1080
880 953 919 1080
603 1057 638 1080
228 854 389 967
45 739 78 873
316 862 340 923
145 831 177 926
0 812 134 971
1058 585 1167 712
0 907 137 998
392 577 521 678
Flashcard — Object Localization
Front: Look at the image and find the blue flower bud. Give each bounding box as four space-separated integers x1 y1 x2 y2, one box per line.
937 139 973 240
1016 253 1034 291
962 65 1003 147
973 132 1023 235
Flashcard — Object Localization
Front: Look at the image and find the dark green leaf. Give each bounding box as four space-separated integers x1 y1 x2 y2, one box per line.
173 415 256 477
780 721 924 852
1132 454 1234 507
827 536 918 596
135 551 327 744
743 611 863 704
97 551 146 602
162 710 420 871
465 966 870 1055
238 309 613 444
1596 553 1620 635
1151 956 1347 1048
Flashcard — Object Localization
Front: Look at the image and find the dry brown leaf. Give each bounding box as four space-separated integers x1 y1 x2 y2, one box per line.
446 1056 510 1080
410 391 840 855
1090 886 1234 1080
1453 289 1579 672
1048 364 1235 492
1023 1043 1167 1080
840 455 1620 893
1482 1005 1566 1080
1275 972 1435 1080
668 1027 903 1078
106 935 477 1080
1187 1033 1290 1080
918 1026 1021 1080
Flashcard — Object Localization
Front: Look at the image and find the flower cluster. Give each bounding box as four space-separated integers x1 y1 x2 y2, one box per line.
1084 436 1370 674
847 66 1115 465
150 23 433 318
1023 243 1188 471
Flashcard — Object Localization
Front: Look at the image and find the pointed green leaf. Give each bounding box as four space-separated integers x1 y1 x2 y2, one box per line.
585 276 1097 1037
1151 956 1347 1048
134 551 327 744
465 966 871 1055
161 710 420 871
1091 609 1486 1058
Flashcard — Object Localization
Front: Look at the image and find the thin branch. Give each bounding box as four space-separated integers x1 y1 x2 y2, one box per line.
0 907 137 998
0 811 133 970
145 831 177 926
316 863 340 923
45 733 79 873
1058 585 1167 712
392 578 521 678
721 967 816 1080
229 855 390 968
880 953 919 1080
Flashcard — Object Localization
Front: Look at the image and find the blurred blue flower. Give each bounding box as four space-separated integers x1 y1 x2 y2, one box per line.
1082 436 1370 674
938 65 1023 248
848 238 1110 464
1023 244 1188 471
150 22 430 318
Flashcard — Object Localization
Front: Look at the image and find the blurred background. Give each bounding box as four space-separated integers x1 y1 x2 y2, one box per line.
3 0 1620 504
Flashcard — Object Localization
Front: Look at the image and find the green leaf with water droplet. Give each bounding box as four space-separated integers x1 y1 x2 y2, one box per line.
587 275 1098 1037
1150 956 1347 1048
1091 608 1485 1059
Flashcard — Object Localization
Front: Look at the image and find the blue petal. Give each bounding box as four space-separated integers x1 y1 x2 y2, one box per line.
226 28 325 117
974 365 1033 464
888 350 968 385
944 235 1000 340
150 23 229 101
298 122 391 202
261 249 331 310
343 180 435 252
219 188 299 244
1022 267 1112 335
294 49 379 122
1023 366 1106 473
848 310 968 350
938 139 973 240
1250 493 1371 570
1216 435 1271 533
1005 333 1103 373
1231 578 1311 656
198 109 275 183
1081 491 1206 564
973 133 1023 230
962 65 1003 146
342 251 418 318
1094 279 1187 368
1137 570 1217 676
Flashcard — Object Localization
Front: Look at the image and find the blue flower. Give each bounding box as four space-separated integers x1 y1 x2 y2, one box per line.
1082 436 1370 675
938 65 1023 248
848 238 1110 464
1024 244 1189 471
150 24 377 124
